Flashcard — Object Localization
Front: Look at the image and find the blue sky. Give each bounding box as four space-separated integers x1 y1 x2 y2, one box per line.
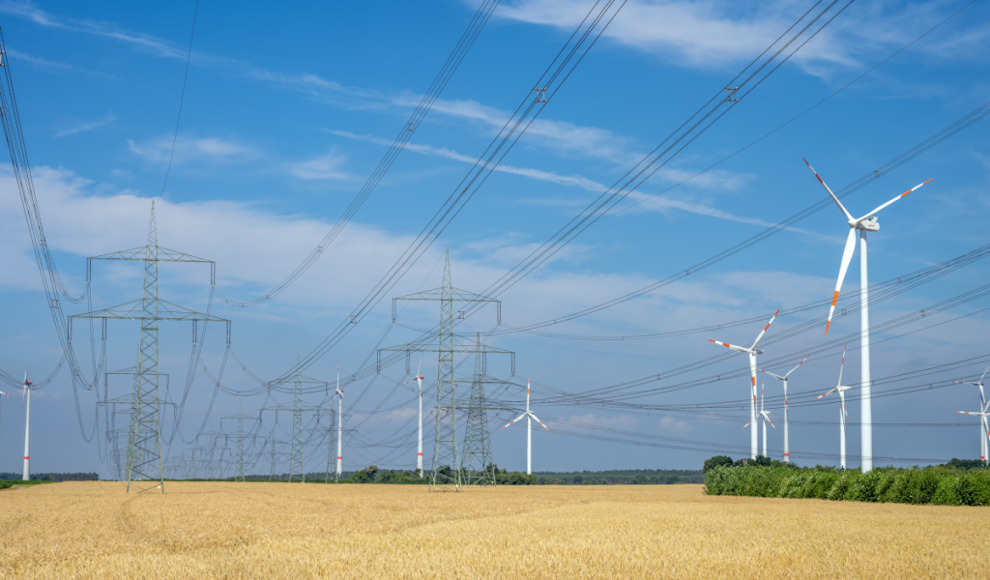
1 0 990 478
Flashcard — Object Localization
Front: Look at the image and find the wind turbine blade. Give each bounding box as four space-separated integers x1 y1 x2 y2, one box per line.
416 352 423 376
742 421 752 430
501 413 528 429
980 363 990 386
765 415 776 430
749 354 758 407
759 369 785 381
826 230 857 335
529 413 550 431
837 345 847 388
815 387 838 400
856 179 932 222
709 339 748 353
804 158 854 221
751 309 780 349
784 354 812 378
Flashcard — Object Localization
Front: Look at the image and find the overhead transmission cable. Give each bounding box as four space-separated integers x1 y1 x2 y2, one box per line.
278 0 628 381
223 0 501 308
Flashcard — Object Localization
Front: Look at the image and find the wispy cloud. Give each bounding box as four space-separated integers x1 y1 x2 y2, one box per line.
54 112 116 138
288 148 354 181
657 414 691 433
127 136 255 165
327 129 608 192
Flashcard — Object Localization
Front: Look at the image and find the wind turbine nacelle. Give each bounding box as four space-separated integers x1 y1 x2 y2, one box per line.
755 349 764 355
854 216 880 232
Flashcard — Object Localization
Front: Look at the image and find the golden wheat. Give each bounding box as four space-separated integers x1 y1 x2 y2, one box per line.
1 482 988 579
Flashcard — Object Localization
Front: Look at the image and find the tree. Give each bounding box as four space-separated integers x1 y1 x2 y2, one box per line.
703 456 733 473
632 475 650 485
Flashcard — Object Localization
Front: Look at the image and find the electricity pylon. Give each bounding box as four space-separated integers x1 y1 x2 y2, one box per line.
267 436 289 480
261 365 329 482
379 250 513 492
196 429 225 479
219 405 266 481
70 202 230 493
98 368 174 481
459 337 515 487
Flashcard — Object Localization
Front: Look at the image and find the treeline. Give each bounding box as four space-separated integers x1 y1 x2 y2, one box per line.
533 469 703 485
0 472 99 482
703 456 990 506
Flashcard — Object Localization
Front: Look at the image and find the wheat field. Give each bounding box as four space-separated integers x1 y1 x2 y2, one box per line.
1 481 988 579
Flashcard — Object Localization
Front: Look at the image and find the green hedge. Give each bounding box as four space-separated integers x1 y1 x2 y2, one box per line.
704 464 990 506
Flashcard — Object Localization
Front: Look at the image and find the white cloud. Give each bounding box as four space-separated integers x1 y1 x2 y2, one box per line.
127 136 255 165
54 113 116 138
288 148 354 181
553 413 639 430
657 414 691 433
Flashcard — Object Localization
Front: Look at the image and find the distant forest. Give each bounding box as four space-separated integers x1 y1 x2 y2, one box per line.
0 472 99 482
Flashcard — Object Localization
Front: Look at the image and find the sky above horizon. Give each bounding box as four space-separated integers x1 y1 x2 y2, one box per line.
1 0 990 478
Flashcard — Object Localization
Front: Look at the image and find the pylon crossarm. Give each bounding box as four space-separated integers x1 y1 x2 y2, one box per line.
90 245 213 263
379 341 513 355
70 298 229 323
394 287 500 303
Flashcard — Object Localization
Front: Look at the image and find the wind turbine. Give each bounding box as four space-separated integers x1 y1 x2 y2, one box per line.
743 379 775 458
709 309 780 459
956 401 990 465
21 370 33 481
402 354 426 477
501 379 549 475
760 354 811 463
804 158 931 472
333 362 346 479
816 346 851 469
953 364 989 465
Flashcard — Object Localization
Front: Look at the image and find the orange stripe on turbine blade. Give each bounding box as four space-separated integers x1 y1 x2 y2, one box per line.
831 290 839 306
825 320 831 335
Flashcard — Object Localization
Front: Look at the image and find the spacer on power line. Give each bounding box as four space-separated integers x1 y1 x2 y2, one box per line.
533 87 548 103
724 87 739 102
407 122 416 132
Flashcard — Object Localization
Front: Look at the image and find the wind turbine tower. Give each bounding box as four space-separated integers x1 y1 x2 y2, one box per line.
22 370 33 480
804 159 931 472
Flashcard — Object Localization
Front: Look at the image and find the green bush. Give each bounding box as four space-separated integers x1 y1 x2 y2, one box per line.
703 458 990 506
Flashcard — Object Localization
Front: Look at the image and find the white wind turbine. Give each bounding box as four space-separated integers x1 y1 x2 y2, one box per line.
816 346 851 469
804 158 931 472
709 309 780 459
954 364 990 464
333 362 346 479
760 354 811 463
743 379 775 457
401 354 426 477
21 370 33 481
501 379 549 475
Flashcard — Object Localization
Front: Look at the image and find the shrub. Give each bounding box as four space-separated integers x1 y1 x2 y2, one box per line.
703 456 733 473
704 463 990 506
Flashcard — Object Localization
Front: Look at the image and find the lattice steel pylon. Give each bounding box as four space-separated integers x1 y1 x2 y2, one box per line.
219 405 266 481
70 202 229 493
267 436 289 481
261 366 329 482
459 335 514 487
379 250 513 492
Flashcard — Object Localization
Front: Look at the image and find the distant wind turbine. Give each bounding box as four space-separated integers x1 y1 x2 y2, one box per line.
402 354 426 477
709 309 780 459
743 379 775 458
953 364 989 465
333 362 347 479
760 355 811 463
804 158 931 472
501 379 549 475
21 370 33 481
816 346 851 469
